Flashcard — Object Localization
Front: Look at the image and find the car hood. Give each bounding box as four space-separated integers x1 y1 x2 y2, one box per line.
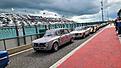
32 36 60 43
70 30 85 34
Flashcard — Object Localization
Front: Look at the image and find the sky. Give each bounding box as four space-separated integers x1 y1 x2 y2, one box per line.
0 0 121 23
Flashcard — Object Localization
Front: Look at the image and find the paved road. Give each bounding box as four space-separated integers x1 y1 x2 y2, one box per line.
7 33 96 68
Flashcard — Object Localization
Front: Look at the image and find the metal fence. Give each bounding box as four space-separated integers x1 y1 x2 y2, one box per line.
0 22 107 50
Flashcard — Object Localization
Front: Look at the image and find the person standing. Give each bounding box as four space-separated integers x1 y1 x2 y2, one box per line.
116 18 121 34
115 18 118 31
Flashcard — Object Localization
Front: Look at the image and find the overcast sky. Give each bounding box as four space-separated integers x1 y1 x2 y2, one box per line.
0 0 121 22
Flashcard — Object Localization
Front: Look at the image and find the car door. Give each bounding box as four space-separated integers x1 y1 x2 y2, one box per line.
59 29 67 45
63 29 71 42
85 29 89 35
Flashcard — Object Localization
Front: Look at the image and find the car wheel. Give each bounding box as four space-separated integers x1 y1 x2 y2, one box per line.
52 43 59 52
70 38 74 43
83 35 86 38
87 32 90 36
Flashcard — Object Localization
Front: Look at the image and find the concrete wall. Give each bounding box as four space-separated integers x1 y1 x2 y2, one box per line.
0 35 39 55
0 40 4 50
1 35 37 50
5 39 18 49
7 44 32 55
7 35 37 55
26 37 32 44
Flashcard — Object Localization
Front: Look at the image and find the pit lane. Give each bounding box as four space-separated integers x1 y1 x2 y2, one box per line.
7 33 96 68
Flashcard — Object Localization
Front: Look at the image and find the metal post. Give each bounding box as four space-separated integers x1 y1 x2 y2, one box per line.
107 7 109 21
82 23 83 26
35 25 38 38
15 25 20 46
45 25 47 30
46 19 50 30
13 18 20 46
72 23 74 28
22 25 26 44
31 36 33 42
3 40 6 50
101 0 104 21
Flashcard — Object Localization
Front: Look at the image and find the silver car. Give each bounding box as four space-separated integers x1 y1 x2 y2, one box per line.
70 27 90 38
32 28 74 52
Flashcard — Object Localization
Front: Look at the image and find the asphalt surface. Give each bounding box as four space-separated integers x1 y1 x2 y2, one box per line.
7 32 96 68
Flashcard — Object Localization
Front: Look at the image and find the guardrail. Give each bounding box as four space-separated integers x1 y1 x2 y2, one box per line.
0 22 107 50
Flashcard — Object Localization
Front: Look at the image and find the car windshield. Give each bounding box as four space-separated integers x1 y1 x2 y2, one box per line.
44 30 56 36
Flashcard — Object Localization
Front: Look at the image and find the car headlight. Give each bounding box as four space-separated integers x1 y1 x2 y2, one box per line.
45 42 49 46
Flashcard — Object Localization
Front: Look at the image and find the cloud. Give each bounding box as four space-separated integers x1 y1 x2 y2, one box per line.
0 0 40 9
31 10 62 18
69 12 102 23
0 0 100 15
69 0 121 23
0 0 121 23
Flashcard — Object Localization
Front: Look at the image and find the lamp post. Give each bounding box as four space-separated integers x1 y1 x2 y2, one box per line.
107 0 110 21
101 0 104 22
107 7 109 21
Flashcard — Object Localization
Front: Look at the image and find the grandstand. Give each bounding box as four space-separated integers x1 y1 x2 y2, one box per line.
0 12 74 27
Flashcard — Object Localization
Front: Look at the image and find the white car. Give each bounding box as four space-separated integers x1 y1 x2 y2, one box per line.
87 25 98 33
70 27 90 38
32 28 74 52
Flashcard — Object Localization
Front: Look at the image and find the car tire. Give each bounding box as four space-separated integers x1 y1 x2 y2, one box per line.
83 34 86 38
52 43 59 52
70 38 74 43
87 32 90 36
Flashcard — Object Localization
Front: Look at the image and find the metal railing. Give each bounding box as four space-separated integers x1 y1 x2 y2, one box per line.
0 22 107 50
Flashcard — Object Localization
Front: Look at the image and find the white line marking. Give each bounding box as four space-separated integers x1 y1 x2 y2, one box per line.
9 48 33 57
50 25 109 68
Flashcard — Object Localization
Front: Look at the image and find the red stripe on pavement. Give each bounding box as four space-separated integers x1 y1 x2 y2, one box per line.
58 27 121 68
